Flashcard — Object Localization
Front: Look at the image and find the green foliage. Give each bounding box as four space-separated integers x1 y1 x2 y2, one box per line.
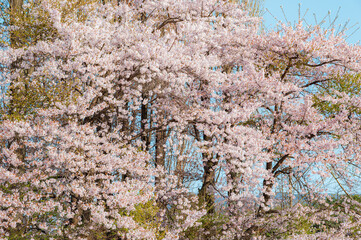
131 199 166 240
183 212 229 240
4 75 80 121
247 211 317 239
6 208 62 240
116 199 166 240
1 0 99 121
0 1 54 48
242 0 264 18
313 73 361 117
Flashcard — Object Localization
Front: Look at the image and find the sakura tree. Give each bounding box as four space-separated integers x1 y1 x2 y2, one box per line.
1 0 361 239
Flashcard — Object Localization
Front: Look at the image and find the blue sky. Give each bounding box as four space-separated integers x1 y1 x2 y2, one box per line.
263 0 361 44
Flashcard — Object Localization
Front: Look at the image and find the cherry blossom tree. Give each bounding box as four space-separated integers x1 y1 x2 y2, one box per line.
1 0 361 239
233 23 361 238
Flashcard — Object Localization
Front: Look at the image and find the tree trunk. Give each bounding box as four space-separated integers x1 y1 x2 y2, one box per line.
198 134 216 214
257 162 274 216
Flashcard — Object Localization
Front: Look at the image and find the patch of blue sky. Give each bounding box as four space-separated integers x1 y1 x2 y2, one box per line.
263 0 361 44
